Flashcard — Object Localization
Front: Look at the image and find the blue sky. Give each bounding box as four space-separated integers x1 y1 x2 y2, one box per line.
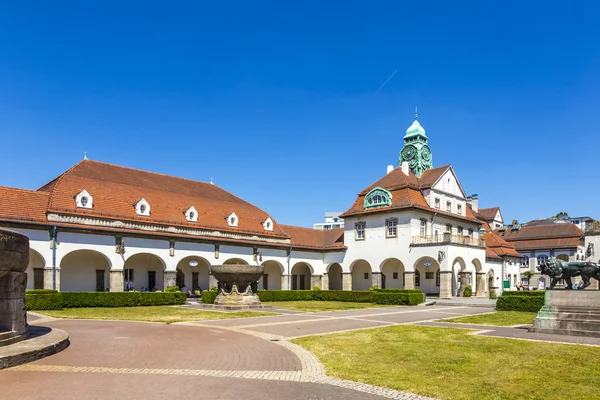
1 1 599 227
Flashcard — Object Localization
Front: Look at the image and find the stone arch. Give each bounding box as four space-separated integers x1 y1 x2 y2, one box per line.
291 262 313 290
176 256 211 291
380 258 405 289
223 258 249 265
350 259 372 290
123 253 166 292
260 260 284 290
26 249 46 290
60 249 112 292
326 263 343 290
414 257 440 295
451 257 467 296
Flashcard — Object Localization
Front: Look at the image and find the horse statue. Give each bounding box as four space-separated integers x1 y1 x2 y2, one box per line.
538 257 600 290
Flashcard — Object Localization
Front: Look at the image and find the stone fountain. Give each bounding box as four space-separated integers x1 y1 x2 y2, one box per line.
209 264 267 309
0 229 29 346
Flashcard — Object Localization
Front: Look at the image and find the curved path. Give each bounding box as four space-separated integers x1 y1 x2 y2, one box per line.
0 315 436 400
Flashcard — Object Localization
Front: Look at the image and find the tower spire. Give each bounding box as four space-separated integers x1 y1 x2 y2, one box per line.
415 106 418 120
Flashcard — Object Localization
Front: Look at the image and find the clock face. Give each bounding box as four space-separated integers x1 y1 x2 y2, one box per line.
401 145 417 161
421 145 432 161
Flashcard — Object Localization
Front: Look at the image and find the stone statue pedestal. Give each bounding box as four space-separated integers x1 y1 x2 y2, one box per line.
530 290 600 338
214 284 262 307
0 230 29 347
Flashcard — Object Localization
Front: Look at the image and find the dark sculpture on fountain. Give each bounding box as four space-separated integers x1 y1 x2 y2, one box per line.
0 229 30 346
210 264 264 307
538 257 600 290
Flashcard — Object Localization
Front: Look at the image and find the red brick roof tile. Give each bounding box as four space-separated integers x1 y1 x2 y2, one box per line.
478 207 500 221
0 186 49 223
279 225 345 250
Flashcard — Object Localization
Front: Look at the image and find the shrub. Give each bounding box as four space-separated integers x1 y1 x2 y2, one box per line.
501 290 545 297
312 286 321 291
25 292 187 310
496 294 545 312
26 289 58 294
373 290 425 305
25 293 63 310
201 290 217 304
463 285 473 297
164 286 180 293
258 290 315 302
313 290 373 302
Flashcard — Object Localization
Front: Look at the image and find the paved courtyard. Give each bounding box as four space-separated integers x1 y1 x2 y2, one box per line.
2 305 598 400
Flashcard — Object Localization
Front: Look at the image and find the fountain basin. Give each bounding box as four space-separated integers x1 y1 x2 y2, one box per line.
209 264 265 308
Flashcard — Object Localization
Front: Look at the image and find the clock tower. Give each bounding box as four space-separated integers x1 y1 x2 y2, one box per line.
398 111 432 178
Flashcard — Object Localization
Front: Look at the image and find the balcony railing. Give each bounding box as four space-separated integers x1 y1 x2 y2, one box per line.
411 233 486 248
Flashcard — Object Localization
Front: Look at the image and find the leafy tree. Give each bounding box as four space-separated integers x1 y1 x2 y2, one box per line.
523 271 534 279
553 212 570 219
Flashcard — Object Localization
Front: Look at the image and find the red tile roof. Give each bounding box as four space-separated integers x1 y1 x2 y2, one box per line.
494 223 583 252
0 186 49 223
280 225 345 251
340 165 480 223
478 207 500 221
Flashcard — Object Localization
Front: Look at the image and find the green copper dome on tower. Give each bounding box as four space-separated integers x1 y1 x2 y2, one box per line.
398 110 432 178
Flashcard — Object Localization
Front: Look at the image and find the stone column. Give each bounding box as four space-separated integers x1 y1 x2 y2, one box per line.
281 275 289 291
110 270 124 292
342 273 352 290
44 267 60 291
371 272 382 289
164 270 177 290
404 272 415 290
322 273 329 290
311 275 322 289
209 274 218 290
476 273 486 297
439 271 453 298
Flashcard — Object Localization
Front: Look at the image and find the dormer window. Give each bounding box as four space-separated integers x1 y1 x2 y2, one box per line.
457 204 462 214
364 187 392 209
185 206 198 222
227 212 239 227
262 217 273 231
135 199 151 216
434 198 440 209
75 190 93 209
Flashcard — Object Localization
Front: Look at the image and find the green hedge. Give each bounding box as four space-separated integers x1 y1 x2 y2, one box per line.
313 290 373 302
501 290 545 297
201 291 218 304
496 294 545 312
257 290 315 302
373 291 425 305
25 292 187 310
25 293 63 310
26 289 59 294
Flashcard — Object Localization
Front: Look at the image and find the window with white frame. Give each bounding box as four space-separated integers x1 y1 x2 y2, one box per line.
355 222 366 240
468 228 473 237
185 206 198 222
446 201 452 212
420 219 427 236
386 219 397 238
124 269 134 282
434 198 440 209
523 255 529 267
445 224 452 233
76 189 93 209
537 255 548 265
135 199 151 216
457 226 463 235
457 204 462 214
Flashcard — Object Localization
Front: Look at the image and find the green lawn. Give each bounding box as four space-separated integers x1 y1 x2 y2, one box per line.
293 325 600 400
38 306 278 323
439 311 537 326
262 301 391 312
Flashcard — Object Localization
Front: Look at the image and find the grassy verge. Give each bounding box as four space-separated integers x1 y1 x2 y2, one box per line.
38 306 278 323
293 325 600 400
262 301 392 312
437 311 537 326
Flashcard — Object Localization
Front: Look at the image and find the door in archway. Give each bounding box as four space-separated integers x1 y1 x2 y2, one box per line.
34 268 44 289
148 271 156 291
96 270 105 292
263 274 269 290
382 274 387 289
176 269 185 289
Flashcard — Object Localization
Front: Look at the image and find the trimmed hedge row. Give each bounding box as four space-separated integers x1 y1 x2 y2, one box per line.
25 292 187 310
26 289 59 294
501 290 545 297
373 291 425 305
496 293 545 312
200 289 424 305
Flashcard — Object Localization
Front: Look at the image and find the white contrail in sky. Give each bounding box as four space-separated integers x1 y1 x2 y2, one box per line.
376 69 398 93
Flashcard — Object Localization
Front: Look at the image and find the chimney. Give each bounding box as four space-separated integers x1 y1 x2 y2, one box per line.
467 194 478 212
401 161 410 176
387 165 394 174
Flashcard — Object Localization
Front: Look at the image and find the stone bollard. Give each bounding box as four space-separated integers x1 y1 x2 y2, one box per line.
0 229 30 345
